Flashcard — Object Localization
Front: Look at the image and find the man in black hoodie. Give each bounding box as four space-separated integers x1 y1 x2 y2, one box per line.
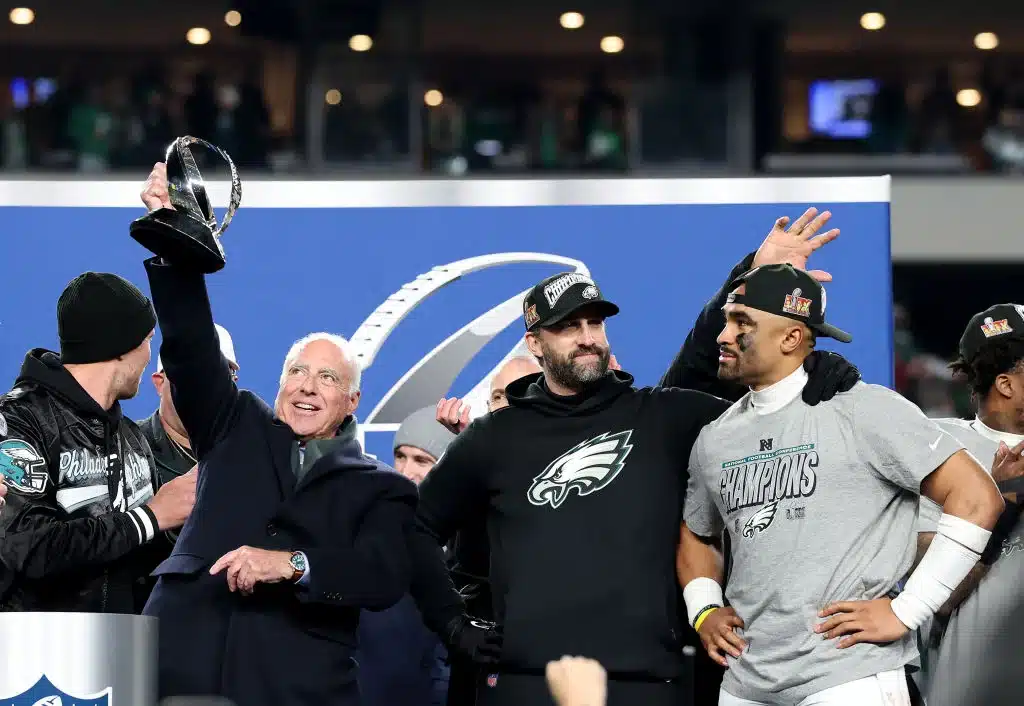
411 209 861 705
0 272 197 613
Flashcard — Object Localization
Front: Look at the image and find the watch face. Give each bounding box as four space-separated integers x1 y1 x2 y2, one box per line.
291 553 307 571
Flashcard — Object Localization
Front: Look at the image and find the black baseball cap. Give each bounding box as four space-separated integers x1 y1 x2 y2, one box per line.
523 272 620 331
726 263 853 343
958 304 1024 361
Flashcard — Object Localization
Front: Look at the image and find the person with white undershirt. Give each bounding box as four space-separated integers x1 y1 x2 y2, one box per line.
677 264 1004 706
917 304 1024 706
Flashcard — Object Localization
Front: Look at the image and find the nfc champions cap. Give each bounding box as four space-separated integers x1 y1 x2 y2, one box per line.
523 272 620 332
727 263 853 343
958 304 1024 361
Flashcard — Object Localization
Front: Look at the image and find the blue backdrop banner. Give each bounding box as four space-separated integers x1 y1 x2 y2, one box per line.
0 177 892 461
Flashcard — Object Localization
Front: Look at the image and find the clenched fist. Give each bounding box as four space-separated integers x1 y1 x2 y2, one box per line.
545 655 607 706
141 162 173 212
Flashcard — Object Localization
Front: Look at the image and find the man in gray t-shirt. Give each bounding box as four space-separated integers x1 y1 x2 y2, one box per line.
677 263 1004 706
914 304 1024 706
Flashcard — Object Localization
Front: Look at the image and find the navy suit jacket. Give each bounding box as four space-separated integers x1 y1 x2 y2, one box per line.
141 257 417 706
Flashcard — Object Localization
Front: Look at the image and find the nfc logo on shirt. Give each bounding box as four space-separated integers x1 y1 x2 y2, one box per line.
760 438 773 452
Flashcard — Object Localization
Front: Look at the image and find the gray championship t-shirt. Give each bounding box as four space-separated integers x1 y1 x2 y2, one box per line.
922 420 1024 706
685 381 964 705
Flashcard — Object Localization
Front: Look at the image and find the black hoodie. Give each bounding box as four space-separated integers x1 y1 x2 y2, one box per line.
408 254 760 679
0 349 160 612
413 366 730 678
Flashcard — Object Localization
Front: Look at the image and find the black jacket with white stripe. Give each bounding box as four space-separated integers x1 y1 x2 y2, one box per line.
0 349 161 612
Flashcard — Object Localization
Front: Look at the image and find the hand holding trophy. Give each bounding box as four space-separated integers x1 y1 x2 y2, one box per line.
130 136 242 273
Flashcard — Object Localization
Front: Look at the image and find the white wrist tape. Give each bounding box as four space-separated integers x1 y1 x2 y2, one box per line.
683 577 724 627
891 513 991 630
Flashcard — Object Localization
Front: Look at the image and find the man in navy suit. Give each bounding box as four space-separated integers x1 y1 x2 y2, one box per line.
138 163 418 706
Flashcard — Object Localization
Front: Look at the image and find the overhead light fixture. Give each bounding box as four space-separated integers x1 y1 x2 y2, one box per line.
859 12 885 31
600 35 624 53
559 12 584 30
956 88 982 107
9 7 34 25
224 10 242 27
186 27 211 45
974 32 998 50
424 89 444 107
325 89 342 106
349 34 373 51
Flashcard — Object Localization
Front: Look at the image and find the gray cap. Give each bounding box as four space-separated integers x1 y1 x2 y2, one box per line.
393 406 456 462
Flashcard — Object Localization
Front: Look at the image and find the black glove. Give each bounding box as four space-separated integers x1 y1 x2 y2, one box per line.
802 350 861 406
443 614 503 665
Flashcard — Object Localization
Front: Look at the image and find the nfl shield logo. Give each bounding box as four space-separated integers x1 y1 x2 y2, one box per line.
486 674 499 688
2 675 112 705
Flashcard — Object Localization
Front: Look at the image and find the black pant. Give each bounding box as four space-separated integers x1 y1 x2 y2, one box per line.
447 656 481 706
475 672 690 706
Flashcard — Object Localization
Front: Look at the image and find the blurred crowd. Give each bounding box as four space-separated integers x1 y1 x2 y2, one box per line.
894 303 974 419
0 67 273 172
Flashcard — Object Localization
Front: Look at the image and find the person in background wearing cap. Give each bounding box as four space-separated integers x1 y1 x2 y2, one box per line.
141 324 240 488
678 264 1004 706
356 407 457 706
131 323 240 610
408 209 863 706
916 304 1024 706
0 272 197 613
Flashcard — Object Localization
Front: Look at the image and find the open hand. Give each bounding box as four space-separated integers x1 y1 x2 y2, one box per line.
815 598 908 648
209 546 294 595
697 607 747 668
436 397 471 434
752 207 840 282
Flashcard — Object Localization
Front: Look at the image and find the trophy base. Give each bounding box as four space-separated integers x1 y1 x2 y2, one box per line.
129 208 226 274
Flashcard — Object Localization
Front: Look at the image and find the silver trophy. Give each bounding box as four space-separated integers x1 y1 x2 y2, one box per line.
129 136 242 273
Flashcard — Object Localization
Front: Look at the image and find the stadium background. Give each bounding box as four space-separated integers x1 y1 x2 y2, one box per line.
2 0 1023 425
0 0 1022 702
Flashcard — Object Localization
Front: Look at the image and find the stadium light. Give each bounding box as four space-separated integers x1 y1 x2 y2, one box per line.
349 34 373 51
600 35 624 53
974 32 999 50
186 27 211 45
325 89 342 106
559 12 584 30
9 7 34 25
957 88 982 107
424 90 444 107
859 12 885 31
224 10 242 27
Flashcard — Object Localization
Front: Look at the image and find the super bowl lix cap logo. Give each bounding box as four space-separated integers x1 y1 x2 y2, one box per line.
981 316 1013 338
782 288 812 318
524 303 540 328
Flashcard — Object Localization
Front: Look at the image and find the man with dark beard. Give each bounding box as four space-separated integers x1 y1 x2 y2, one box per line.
409 210 864 706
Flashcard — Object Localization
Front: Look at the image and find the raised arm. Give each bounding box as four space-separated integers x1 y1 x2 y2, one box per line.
661 208 843 401
659 252 754 398
143 258 241 458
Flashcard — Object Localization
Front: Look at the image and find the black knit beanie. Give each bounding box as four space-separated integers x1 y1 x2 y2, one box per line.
57 272 157 364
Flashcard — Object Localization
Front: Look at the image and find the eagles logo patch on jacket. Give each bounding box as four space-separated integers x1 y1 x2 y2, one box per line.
0 349 160 613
